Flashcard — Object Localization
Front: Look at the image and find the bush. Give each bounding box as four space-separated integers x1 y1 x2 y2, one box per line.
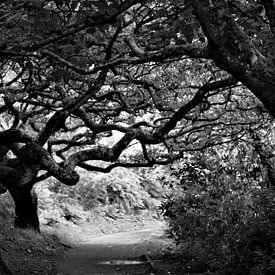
161 154 275 274
47 167 163 216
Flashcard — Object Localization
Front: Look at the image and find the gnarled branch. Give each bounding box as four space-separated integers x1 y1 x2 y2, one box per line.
125 35 210 59
0 129 32 146
64 77 237 170
19 143 79 186
192 0 275 117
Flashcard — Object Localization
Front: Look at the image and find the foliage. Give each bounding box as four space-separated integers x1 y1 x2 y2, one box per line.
31 165 165 230
162 143 275 273
0 193 14 222
0 0 273 173
49 167 163 213
0 0 274 231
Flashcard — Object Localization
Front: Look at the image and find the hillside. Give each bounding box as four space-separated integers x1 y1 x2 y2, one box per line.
0 166 167 273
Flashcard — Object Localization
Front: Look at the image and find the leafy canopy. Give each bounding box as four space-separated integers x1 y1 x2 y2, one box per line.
0 0 273 184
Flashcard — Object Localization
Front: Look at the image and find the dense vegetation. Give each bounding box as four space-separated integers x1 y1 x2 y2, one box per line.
0 0 274 273
162 139 275 273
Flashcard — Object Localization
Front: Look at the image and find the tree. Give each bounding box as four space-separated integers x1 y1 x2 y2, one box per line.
0 0 274 231
0 253 12 274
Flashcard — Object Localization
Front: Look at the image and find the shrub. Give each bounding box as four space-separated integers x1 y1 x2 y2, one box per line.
161 156 275 274
0 192 14 222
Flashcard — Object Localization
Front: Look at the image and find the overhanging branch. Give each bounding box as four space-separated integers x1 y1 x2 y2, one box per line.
37 70 107 146
155 77 237 138
125 35 210 59
77 159 173 173
64 77 237 170
19 143 79 186
0 129 32 146
12 0 148 52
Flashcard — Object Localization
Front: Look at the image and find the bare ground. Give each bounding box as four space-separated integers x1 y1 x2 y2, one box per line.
0 223 65 275
1 215 184 275
55 221 184 275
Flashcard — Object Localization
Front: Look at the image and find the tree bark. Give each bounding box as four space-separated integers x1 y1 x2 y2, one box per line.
192 0 275 117
8 186 40 232
0 142 80 232
0 253 12 275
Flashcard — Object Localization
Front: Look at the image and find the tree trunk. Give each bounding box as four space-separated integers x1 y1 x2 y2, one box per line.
9 186 40 232
0 253 12 274
192 0 275 117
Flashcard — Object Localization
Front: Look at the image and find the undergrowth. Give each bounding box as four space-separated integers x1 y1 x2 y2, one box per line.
161 151 275 274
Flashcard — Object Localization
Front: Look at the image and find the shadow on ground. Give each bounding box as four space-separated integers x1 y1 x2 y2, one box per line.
56 225 184 275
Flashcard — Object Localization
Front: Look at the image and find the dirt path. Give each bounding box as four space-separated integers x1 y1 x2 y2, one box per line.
55 224 181 275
